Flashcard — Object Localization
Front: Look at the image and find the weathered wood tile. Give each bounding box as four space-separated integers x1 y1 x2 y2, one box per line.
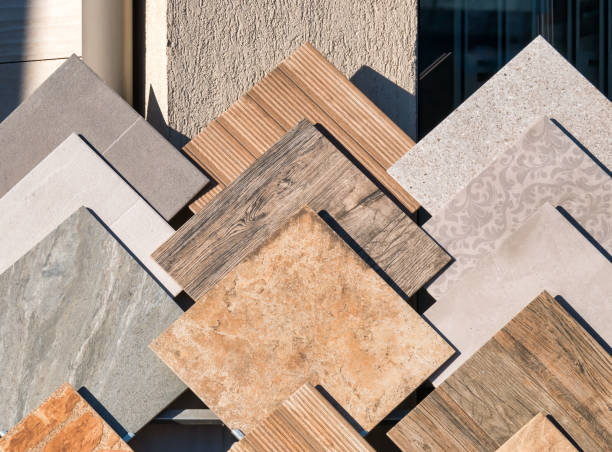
183 43 418 213
496 413 577 452
154 121 449 303
0 133 181 295
0 383 132 452
389 292 612 451
425 116 612 298
425 203 612 385
230 383 374 452
389 36 612 215
151 207 453 434
0 56 208 220
0 208 185 435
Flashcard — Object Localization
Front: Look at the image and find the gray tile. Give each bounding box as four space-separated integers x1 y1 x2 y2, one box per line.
0 55 208 220
0 207 186 435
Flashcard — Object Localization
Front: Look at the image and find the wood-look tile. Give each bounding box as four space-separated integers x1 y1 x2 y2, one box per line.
154 121 449 303
230 383 374 452
424 203 612 386
425 116 612 298
151 207 453 434
0 208 185 435
182 43 418 214
0 133 181 295
496 413 577 452
0 383 132 452
0 56 208 220
389 292 612 451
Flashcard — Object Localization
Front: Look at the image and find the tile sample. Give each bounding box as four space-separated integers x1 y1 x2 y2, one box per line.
230 383 374 452
0 55 208 220
425 117 612 298
152 207 452 434
0 133 181 295
496 413 577 452
0 208 186 435
424 203 612 386
389 36 612 215
388 292 612 451
0 383 132 452
184 43 418 213
154 121 449 303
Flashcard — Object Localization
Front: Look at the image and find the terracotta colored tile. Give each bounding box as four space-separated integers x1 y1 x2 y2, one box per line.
0 383 132 452
151 207 453 434
496 413 577 452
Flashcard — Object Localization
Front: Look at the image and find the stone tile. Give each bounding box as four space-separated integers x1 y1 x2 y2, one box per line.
496 413 577 452
0 134 181 296
0 383 132 452
0 55 208 220
0 208 186 435
425 204 612 386
424 117 612 298
389 36 612 215
151 207 453 434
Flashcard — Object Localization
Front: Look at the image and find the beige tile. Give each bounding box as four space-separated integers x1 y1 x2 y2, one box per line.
497 413 577 452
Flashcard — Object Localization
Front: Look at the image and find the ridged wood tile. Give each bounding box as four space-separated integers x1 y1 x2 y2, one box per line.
0 383 132 452
496 413 577 452
154 121 449 303
152 207 452 434
230 383 374 452
388 292 612 451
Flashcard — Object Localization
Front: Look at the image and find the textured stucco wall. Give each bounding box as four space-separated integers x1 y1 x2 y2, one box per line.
164 0 418 147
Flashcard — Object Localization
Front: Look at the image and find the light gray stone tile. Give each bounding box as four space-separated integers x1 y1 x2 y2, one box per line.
0 207 186 435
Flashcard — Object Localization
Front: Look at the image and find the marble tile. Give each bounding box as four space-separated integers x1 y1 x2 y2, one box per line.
425 203 612 386
496 413 577 452
0 134 181 296
389 36 612 215
0 208 186 435
425 117 612 298
0 55 208 220
151 207 453 434
0 383 132 452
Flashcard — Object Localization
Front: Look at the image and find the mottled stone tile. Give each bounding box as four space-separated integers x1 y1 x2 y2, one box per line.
0 208 185 435
496 413 577 452
152 207 453 434
0 383 132 452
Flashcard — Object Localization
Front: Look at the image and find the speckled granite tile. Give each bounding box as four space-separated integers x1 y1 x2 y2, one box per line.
389 36 612 215
0 55 208 220
0 383 133 452
425 203 612 386
496 413 577 452
0 134 181 295
0 208 186 435
151 207 453 435
425 117 612 298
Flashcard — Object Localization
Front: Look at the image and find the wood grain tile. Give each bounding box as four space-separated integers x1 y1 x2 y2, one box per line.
154 121 449 303
151 207 453 434
230 383 374 452
496 413 577 452
183 43 418 214
388 292 612 451
0 383 132 452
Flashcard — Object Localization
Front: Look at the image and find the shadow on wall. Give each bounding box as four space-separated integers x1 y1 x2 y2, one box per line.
350 66 417 141
0 3 27 122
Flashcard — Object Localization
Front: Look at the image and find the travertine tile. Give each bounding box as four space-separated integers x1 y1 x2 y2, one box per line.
0 383 132 452
425 117 611 298
151 207 452 434
496 413 577 452
425 204 612 386
0 55 208 220
389 36 612 215
0 134 181 295
0 208 185 435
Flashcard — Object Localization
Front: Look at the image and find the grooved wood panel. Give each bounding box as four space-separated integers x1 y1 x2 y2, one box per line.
154 121 449 303
151 208 452 434
184 42 418 214
388 292 612 451
496 413 577 452
230 383 374 452
0 383 132 452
